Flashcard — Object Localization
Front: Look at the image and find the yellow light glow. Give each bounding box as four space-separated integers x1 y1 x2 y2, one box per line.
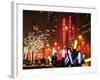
78 35 82 40
47 43 49 47
58 46 60 50
84 58 91 63
73 40 78 49
54 42 57 46
64 45 66 48
48 48 51 51
82 41 85 45
68 49 70 54
65 26 68 30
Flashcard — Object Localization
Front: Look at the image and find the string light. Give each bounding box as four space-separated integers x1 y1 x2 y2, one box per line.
24 28 49 54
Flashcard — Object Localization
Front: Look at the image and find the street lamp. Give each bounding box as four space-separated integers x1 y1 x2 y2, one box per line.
54 42 57 46
58 46 60 50
46 43 50 47
78 35 83 40
82 41 85 45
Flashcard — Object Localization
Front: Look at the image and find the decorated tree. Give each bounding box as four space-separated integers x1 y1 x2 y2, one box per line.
24 25 50 64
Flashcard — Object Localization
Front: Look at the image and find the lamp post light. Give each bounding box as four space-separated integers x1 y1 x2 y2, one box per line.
54 42 57 46
78 34 84 47
78 35 83 40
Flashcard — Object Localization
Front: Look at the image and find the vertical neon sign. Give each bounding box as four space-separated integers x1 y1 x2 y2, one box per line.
62 18 66 45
